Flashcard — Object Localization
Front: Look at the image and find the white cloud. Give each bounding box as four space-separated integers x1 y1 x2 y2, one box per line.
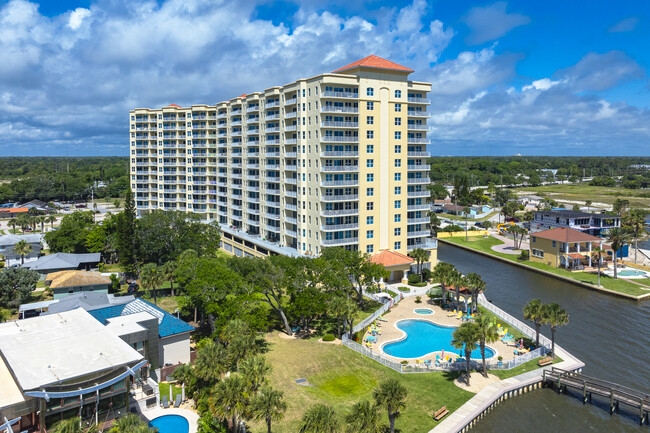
522 78 561 91
68 7 90 30
463 2 530 45
608 17 638 33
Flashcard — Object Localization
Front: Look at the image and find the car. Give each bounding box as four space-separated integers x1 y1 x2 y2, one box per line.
75 204 87 208
127 282 139 293
505 217 520 223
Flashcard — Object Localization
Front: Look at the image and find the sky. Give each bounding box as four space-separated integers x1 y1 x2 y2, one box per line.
0 0 648 156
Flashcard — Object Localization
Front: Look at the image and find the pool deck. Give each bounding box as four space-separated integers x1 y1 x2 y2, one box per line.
364 297 519 363
140 406 199 433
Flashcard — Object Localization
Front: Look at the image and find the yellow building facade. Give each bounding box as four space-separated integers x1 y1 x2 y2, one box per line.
129 55 437 264
529 227 603 269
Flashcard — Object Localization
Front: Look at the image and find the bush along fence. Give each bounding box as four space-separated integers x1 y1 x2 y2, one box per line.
341 292 550 374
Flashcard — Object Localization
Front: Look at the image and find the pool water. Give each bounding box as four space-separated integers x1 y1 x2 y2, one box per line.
382 319 495 359
414 308 433 315
617 269 647 277
149 415 189 433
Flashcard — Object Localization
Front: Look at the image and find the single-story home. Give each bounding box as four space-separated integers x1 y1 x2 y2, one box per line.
0 207 29 218
370 250 415 284
45 270 111 299
0 234 43 264
23 252 101 273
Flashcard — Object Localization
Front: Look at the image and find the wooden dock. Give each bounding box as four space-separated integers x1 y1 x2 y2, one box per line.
543 367 650 425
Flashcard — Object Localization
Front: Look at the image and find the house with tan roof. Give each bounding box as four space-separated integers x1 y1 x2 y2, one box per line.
371 248 437 284
529 227 603 270
45 270 111 299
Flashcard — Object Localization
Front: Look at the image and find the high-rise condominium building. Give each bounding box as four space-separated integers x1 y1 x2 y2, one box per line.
129 55 437 270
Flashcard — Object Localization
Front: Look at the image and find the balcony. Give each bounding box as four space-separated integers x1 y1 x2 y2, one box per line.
217 113 227 119
231 109 242 115
407 203 430 211
265 101 280 109
321 121 359 128
285 229 297 237
407 230 430 238
266 164 280 170
321 208 359 217
285 178 297 184
285 112 298 119
407 110 430 118
266 201 280 207
322 90 358 99
408 239 438 251
247 116 260 123
407 164 431 171
246 105 259 112
285 138 297 145
407 177 430 184
266 213 280 220
285 190 297 198
322 223 359 232
407 97 430 104
322 166 359 172
267 188 280 194
266 151 280 157
285 203 297 211
407 138 430 144
408 217 430 224
407 151 431 157
285 152 297 158
407 124 428 131
247 140 260 146
321 136 359 143
247 128 260 134
231 131 242 137
285 165 297 171
322 237 359 246
322 194 359 202
407 190 429 198
266 139 280 145
284 98 297 105
285 125 297 132
266 113 280 121
267 176 281 182
321 106 358 114
266 126 280 133
321 179 358 187
320 151 359 158
267 225 280 233
285 217 297 224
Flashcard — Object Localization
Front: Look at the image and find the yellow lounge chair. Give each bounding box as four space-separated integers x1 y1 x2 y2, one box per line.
455 312 462 319
447 309 457 317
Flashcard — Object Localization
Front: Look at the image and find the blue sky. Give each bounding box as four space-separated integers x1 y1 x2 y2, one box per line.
0 0 648 156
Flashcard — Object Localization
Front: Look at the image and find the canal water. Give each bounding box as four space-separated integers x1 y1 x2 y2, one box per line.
438 243 650 432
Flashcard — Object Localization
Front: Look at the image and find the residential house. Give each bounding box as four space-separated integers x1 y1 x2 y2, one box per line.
44 270 111 299
529 227 603 270
23 252 101 273
370 248 437 284
518 195 544 209
0 207 30 219
0 309 145 433
532 209 620 236
18 292 135 319
0 234 43 264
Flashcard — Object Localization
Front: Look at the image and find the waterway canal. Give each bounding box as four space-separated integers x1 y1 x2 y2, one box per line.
438 242 650 432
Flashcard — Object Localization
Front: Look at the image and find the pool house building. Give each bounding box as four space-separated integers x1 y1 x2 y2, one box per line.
529 227 603 270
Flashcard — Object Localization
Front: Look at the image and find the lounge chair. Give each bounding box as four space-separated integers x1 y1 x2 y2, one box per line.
447 309 457 317
161 395 169 408
174 393 181 408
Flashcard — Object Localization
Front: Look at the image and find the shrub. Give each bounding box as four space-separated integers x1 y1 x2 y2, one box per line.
407 273 420 285
422 267 432 281
518 250 529 261
398 286 410 292
400 360 408 365
498 356 503 361
441 224 463 232
415 296 422 304
411 282 427 287
322 334 336 342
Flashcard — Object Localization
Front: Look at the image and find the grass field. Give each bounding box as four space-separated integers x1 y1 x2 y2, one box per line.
252 333 474 433
513 184 650 208
442 236 648 297
158 382 183 401
440 210 499 222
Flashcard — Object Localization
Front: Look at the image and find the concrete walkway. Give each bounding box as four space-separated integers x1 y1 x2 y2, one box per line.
490 233 529 255
140 406 199 433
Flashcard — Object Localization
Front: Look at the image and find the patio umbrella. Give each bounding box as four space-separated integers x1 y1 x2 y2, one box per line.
170 384 173 401
182 383 185 402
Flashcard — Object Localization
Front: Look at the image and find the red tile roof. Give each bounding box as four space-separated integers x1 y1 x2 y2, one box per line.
0 207 29 214
332 55 414 74
370 250 414 267
167 104 181 108
568 253 585 259
533 227 602 243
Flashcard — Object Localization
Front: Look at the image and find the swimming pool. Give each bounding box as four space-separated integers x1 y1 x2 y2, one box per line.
603 267 649 279
149 415 189 433
382 319 496 359
414 308 433 315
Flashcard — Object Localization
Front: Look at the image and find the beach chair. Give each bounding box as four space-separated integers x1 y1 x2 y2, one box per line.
174 393 181 408
447 309 457 317
161 395 169 408
455 311 462 319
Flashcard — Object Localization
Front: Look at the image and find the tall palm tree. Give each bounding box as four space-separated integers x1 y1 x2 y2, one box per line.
8 218 17 234
344 400 383 433
408 248 430 282
427 210 441 237
449 270 465 310
172 363 194 396
251 386 287 433
523 299 545 348
160 260 178 296
299 404 339 433
47 215 57 231
50 418 85 433
37 216 46 233
343 298 359 338
474 314 499 377
109 414 155 433
209 374 250 433
542 303 569 358
139 263 164 305
432 262 456 306
465 273 485 313
451 322 480 386
14 240 32 265
194 340 227 385
623 209 647 264
238 355 271 393
373 378 407 433
604 227 633 279
16 214 30 234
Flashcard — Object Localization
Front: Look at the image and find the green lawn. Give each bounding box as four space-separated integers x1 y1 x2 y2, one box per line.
158 383 183 402
440 210 499 222
491 356 563 380
253 333 474 433
442 236 648 297
513 184 650 208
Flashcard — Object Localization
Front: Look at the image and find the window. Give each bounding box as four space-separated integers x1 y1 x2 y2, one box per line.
367 216 374 225
532 236 536 243
394 241 401 250
367 173 374 182
367 116 374 125
394 228 401 236
367 130 374 139
395 90 402 98
367 145 374 153
367 87 374 96
367 101 374 110
366 230 374 239
367 159 374 168
366 188 374 197
394 214 401 222
394 159 401 168
367 245 374 253
395 145 401 153
367 202 374 211
394 200 401 209
395 103 401 112
395 173 401 181
394 131 401 139
552 241 557 247
395 117 401 126
394 186 401 195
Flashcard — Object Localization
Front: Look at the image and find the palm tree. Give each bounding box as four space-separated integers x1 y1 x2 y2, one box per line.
239 355 271 393
194 340 227 385
37 216 46 233
523 299 545 348
160 260 178 296
474 314 499 377
209 374 250 433
451 322 480 386
8 218 17 234
14 239 32 265
139 263 164 305
623 209 647 264
585 200 592 212
604 227 633 279
427 210 441 237
50 418 85 433
16 214 30 234
449 269 465 311
109 414 155 433
373 378 407 433
344 298 359 338
251 386 287 433
327 295 348 337
299 404 339 433
432 262 456 306
542 303 569 358
593 246 603 287
47 215 57 231
408 248 430 282
344 400 383 433
465 273 485 313
172 363 194 396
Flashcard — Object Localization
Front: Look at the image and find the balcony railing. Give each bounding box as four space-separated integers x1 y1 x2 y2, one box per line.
407 124 428 131
321 136 359 143
407 164 431 171
407 230 430 238
407 217 430 224
407 151 431 157
321 208 359 216
322 194 359 202
407 204 430 211
320 151 359 158
407 97 430 104
284 98 297 105
407 177 430 184
407 110 430 118
407 138 430 144
322 91 358 99
322 223 359 232
285 125 297 132
265 101 280 108
322 237 359 246
321 179 358 187
321 106 358 113
322 166 359 172
407 190 429 198
285 112 297 119
321 121 359 128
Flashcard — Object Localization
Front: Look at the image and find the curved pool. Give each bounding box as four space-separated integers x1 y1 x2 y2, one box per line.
149 414 189 433
382 319 496 359
414 308 433 315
